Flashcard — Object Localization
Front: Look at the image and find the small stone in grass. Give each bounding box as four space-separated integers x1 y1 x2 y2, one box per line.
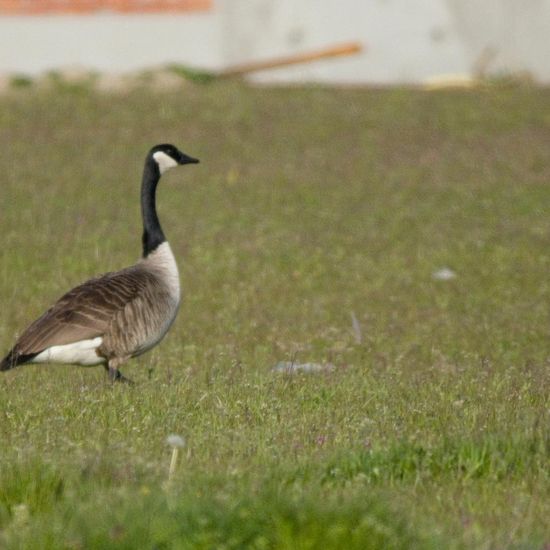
272 361 335 374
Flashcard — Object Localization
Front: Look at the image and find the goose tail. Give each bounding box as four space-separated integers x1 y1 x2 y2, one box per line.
1 355 12 371
1 350 19 371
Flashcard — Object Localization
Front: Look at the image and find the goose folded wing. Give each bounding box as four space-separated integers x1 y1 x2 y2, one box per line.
11 268 153 357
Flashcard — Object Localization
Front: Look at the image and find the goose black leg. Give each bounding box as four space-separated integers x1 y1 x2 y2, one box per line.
109 367 134 384
105 362 134 384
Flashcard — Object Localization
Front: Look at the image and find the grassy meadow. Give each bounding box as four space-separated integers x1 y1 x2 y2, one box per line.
0 81 549 548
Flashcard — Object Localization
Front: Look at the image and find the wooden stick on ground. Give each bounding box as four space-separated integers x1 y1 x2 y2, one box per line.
220 42 363 78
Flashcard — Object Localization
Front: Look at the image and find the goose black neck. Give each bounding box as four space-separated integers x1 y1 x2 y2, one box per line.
141 159 166 257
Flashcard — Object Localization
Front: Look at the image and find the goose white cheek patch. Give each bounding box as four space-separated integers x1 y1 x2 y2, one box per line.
153 151 178 174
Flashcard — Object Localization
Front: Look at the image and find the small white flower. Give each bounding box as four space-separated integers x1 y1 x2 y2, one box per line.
166 434 186 484
166 434 185 448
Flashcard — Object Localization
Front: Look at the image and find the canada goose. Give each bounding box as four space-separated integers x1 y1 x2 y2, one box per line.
0 144 199 382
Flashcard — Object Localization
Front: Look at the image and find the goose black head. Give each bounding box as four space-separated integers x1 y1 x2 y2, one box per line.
150 144 199 175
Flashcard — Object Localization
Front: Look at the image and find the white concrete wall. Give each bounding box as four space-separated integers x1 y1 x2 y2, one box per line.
0 12 222 74
1 0 549 83
218 0 550 83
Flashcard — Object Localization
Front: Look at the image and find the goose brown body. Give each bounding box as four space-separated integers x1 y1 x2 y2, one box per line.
1 144 198 382
1 244 179 368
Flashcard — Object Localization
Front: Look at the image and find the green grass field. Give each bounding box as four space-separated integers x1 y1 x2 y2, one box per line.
0 82 549 548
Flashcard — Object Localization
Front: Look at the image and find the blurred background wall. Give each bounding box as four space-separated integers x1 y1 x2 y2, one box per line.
0 0 549 83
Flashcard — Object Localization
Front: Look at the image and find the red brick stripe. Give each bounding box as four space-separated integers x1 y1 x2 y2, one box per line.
0 0 211 14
